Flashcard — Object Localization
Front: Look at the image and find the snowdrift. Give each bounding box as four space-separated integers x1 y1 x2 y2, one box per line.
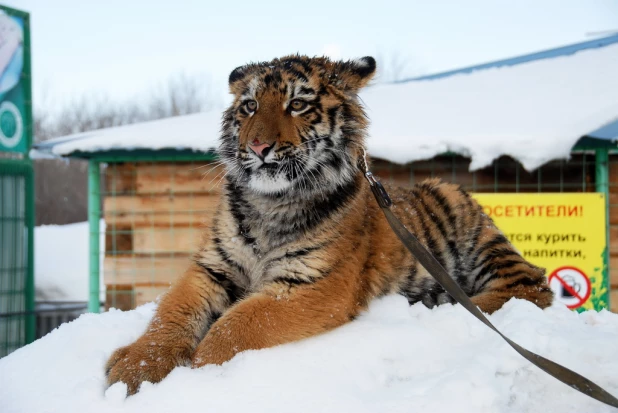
1 296 618 413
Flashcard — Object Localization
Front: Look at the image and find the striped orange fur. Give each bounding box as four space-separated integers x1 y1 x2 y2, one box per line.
105 55 553 395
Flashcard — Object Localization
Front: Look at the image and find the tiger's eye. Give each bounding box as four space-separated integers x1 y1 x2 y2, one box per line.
246 100 257 111
290 100 307 111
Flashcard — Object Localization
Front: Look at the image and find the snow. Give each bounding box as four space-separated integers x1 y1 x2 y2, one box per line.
362 43 618 170
35 221 105 301
1 296 617 413
34 42 618 171
35 110 223 158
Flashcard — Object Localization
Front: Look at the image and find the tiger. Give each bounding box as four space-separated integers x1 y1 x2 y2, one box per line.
105 55 554 395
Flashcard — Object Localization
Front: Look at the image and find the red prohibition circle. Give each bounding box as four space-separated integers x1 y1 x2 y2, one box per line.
548 266 592 309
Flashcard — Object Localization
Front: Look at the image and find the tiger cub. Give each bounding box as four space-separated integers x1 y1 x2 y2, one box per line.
106 55 553 394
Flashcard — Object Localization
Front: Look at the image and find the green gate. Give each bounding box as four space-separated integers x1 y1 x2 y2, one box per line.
0 5 34 357
0 159 35 357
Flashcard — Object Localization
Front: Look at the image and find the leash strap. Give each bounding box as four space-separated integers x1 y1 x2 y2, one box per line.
365 171 618 409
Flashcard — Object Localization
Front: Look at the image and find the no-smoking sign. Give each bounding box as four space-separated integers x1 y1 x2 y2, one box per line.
548 266 591 309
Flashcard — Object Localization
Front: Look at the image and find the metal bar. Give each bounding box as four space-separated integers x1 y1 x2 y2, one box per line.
25 160 35 343
83 153 217 163
1 306 89 318
69 149 618 165
583 154 588 192
595 148 611 310
24 7 35 342
22 10 33 152
493 159 498 192
88 160 101 313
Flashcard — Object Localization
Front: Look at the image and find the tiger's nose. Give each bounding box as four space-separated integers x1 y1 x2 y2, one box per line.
248 140 273 159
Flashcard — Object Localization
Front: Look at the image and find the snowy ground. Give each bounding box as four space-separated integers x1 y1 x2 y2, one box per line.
1 296 617 413
34 221 104 301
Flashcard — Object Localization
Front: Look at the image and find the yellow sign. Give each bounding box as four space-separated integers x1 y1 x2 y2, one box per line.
472 193 608 311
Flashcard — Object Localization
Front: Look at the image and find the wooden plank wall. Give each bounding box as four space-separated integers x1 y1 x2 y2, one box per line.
103 162 222 310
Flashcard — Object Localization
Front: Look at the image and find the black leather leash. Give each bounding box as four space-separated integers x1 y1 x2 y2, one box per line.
364 170 618 409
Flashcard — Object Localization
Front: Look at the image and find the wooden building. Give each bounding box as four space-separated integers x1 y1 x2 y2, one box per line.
90 153 616 312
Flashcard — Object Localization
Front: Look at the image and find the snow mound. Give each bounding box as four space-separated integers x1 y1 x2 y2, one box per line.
1 296 617 413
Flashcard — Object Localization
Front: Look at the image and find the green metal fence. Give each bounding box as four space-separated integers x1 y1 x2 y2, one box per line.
88 150 616 313
0 159 35 357
609 153 618 308
371 153 598 193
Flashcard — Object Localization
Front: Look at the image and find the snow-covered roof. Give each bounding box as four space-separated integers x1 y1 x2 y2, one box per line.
35 35 618 170
33 110 222 159
364 35 618 170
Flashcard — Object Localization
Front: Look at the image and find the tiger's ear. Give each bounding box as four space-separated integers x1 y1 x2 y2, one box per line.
332 56 376 91
228 65 252 94
229 65 245 85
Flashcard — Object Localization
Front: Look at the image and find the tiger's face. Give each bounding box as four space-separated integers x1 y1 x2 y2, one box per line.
219 55 376 196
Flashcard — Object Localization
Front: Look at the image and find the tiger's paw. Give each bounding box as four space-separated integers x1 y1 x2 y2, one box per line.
105 340 191 395
190 336 235 367
191 327 244 367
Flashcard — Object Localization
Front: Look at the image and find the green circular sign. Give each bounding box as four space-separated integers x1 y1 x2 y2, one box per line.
1 108 17 137
0 101 23 149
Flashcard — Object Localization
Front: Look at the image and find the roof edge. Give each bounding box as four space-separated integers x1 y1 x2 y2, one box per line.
398 33 618 83
572 136 618 151
587 117 618 141
47 148 218 162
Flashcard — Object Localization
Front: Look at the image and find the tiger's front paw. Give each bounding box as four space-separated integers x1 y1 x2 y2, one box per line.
191 334 236 367
191 325 248 367
105 340 191 395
